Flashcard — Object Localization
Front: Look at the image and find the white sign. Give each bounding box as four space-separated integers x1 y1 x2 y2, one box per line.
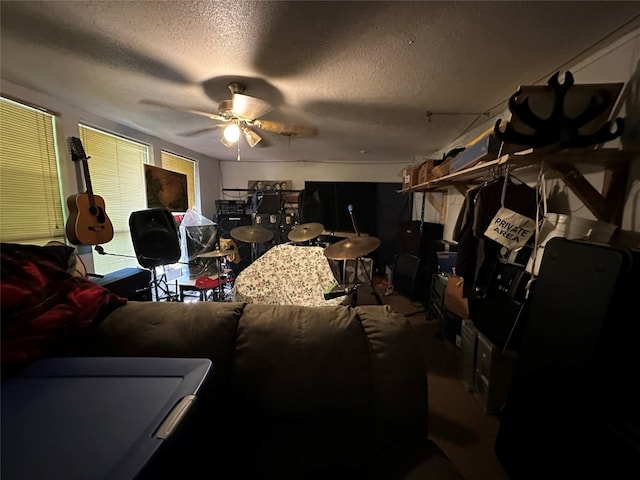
484 206 536 250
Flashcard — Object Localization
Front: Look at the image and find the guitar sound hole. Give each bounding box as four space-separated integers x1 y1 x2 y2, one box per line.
89 205 106 223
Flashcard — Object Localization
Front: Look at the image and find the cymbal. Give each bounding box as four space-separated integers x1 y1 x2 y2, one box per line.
197 249 234 258
323 236 381 260
230 225 274 243
287 222 325 242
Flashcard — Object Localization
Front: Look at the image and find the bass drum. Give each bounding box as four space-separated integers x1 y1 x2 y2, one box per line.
315 234 341 249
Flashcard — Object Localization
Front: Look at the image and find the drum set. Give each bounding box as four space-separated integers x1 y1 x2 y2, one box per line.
198 220 382 305
227 222 380 260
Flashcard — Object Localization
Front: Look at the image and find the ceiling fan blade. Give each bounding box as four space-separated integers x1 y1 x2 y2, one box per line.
255 120 319 138
140 99 228 122
178 125 225 137
231 93 273 120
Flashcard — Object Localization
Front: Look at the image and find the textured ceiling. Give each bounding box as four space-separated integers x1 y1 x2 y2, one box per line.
1 1 639 164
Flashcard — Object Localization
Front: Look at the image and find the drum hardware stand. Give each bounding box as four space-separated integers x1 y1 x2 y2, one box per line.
325 204 383 307
196 247 236 301
249 242 258 263
347 256 383 307
150 265 179 302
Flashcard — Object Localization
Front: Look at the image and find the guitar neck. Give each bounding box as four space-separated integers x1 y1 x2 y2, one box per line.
69 136 96 205
81 158 95 203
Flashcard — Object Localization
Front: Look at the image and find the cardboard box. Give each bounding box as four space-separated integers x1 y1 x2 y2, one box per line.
401 165 420 190
417 159 435 185
431 158 451 179
444 273 469 318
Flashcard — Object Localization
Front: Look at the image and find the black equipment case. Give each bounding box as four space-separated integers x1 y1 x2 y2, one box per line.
495 238 640 478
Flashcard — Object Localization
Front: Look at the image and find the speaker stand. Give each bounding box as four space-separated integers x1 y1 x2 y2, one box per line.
151 266 179 302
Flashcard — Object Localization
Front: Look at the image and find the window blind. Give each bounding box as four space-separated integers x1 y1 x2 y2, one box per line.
79 125 148 274
0 97 65 245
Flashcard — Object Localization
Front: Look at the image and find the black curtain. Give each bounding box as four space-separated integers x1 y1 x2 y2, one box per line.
304 181 412 273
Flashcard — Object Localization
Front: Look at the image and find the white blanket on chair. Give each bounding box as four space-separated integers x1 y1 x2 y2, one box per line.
232 244 346 306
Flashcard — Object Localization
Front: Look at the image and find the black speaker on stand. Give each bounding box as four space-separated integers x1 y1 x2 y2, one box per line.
129 208 181 301
395 221 444 304
397 221 443 258
391 252 423 302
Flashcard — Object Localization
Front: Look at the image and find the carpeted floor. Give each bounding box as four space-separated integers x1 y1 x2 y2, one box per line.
363 282 510 480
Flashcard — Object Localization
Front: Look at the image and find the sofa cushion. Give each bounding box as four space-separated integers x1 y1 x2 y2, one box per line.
232 304 371 415
356 305 429 443
229 304 372 477
229 303 432 479
85 301 244 388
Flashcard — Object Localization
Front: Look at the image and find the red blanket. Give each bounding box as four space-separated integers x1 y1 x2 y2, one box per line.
1 243 127 375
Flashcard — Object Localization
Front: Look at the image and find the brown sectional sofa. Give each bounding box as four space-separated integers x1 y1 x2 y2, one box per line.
84 301 463 479
1 242 463 479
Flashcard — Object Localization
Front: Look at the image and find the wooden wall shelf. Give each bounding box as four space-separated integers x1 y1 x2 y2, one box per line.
408 148 633 226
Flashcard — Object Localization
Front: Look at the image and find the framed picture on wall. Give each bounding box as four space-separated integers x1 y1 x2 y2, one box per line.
248 180 291 192
145 164 189 212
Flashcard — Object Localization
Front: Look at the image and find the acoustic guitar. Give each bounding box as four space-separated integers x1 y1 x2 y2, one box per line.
65 136 114 245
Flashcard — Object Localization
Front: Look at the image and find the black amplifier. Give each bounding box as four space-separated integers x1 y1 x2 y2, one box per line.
92 267 152 301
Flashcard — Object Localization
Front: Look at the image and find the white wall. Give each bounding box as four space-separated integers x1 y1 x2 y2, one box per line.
219 160 405 192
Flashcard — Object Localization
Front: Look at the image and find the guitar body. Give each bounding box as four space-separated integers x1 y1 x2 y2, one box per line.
65 136 115 246
66 192 114 245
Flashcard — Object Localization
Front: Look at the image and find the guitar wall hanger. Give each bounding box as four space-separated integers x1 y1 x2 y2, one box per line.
65 136 114 245
494 71 624 149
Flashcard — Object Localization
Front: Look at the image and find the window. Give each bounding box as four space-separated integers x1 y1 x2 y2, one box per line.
78 125 148 274
161 151 197 211
0 97 65 245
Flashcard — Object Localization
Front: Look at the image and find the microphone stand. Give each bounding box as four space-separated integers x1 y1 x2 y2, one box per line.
345 204 383 306
348 204 360 237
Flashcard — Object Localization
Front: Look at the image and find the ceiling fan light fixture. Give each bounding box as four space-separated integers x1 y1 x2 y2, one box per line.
220 136 235 148
242 126 262 148
142 83 318 153
222 123 240 144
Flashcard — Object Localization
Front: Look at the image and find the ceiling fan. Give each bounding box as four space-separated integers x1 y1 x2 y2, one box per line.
141 82 319 150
